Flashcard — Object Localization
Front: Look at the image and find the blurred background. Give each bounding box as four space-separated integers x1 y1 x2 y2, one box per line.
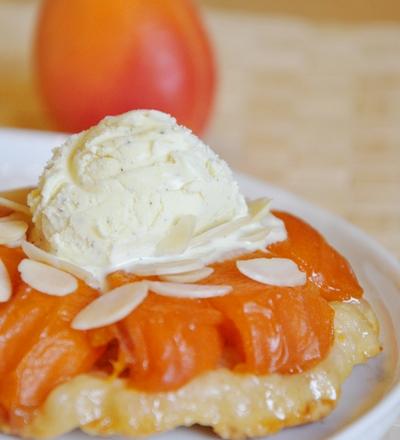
0 0 399 259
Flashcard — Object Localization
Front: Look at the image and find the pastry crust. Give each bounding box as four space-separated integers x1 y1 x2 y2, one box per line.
9 299 380 440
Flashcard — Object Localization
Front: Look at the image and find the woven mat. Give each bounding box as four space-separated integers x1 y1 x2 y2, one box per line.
205 10 400 259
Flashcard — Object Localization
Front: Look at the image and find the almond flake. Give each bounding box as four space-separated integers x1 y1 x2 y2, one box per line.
192 215 251 247
247 197 271 221
156 215 196 256
148 280 232 298
241 226 271 243
0 197 30 216
21 241 99 288
132 258 204 276
0 259 12 302
18 258 78 296
237 258 306 287
160 267 214 283
0 220 28 245
72 281 148 330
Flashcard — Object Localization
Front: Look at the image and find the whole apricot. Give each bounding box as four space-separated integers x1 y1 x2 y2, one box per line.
35 0 216 134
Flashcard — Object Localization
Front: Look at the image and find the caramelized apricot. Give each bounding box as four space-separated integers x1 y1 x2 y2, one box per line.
269 211 363 300
210 282 334 375
115 293 222 391
0 281 100 425
0 245 25 291
0 207 12 217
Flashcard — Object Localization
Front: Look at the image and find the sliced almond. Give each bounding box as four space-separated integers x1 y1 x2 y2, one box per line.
72 281 148 330
237 258 306 287
0 196 31 216
132 258 204 276
21 241 99 288
240 226 271 243
156 215 196 256
192 215 251 247
148 280 232 298
160 267 214 283
18 258 78 296
0 220 28 245
0 259 12 302
247 197 271 221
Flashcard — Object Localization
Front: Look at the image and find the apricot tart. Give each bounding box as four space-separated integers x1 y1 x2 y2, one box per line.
0 111 381 439
0 204 380 439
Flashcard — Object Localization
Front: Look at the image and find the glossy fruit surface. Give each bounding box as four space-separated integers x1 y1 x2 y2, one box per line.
116 293 222 391
206 255 334 374
0 276 100 426
269 211 363 300
0 246 25 291
35 0 216 134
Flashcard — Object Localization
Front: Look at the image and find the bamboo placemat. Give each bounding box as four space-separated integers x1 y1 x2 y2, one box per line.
204 9 400 260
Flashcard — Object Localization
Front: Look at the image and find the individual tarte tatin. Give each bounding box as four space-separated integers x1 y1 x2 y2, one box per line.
0 110 380 439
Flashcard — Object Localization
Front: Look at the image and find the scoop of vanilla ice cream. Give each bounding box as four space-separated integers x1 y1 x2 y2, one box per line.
28 110 248 271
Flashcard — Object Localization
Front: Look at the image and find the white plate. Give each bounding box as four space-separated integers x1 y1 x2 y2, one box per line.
0 128 399 440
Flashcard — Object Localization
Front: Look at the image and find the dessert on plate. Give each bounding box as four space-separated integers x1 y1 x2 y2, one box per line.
0 110 380 439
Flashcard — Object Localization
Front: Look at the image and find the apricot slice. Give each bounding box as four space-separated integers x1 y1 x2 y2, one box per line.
114 293 222 391
269 211 363 300
210 282 334 375
0 285 56 377
0 281 100 425
0 245 25 291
